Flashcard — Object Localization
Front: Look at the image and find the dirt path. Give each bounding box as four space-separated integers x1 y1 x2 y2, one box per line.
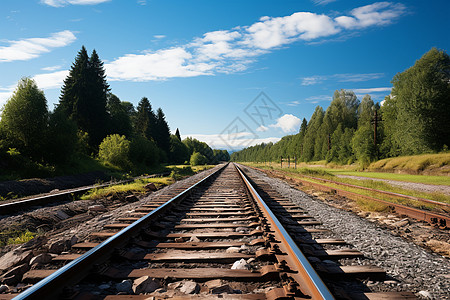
336 174 450 195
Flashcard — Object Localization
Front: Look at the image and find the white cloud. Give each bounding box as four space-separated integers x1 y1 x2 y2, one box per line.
33 70 69 89
41 65 62 71
182 133 280 151
0 30 76 63
105 47 216 81
352 87 391 93
269 114 301 133
301 73 384 85
312 0 337 5
104 3 406 82
41 0 110 7
286 100 300 106
137 0 146 5
305 95 332 103
335 2 406 29
153 35 166 39
256 125 269 132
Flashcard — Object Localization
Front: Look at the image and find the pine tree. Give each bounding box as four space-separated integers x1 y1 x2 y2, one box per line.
134 97 157 141
58 46 110 148
175 128 181 140
155 108 171 159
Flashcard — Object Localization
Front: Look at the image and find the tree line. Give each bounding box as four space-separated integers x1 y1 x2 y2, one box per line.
231 48 450 166
0 46 229 177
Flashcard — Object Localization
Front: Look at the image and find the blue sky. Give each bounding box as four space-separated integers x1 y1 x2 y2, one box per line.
0 0 449 151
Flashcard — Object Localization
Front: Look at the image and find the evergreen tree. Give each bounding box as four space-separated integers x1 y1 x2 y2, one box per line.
175 128 181 140
58 46 110 148
302 106 324 161
169 135 189 164
134 97 157 141
155 108 171 159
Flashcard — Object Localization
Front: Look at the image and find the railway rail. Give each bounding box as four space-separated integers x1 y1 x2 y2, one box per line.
251 166 449 229
2 163 416 299
0 172 170 215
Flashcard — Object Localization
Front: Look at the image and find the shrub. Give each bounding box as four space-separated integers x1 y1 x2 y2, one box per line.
99 134 131 169
190 152 207 166
129 135 159 167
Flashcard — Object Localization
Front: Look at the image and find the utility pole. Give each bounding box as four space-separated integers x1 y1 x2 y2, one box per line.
372 109 382 159
288 155 290 168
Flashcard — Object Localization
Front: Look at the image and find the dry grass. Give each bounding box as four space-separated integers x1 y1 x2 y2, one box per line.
369 153 450 174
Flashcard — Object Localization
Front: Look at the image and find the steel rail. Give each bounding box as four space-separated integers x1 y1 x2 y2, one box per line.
0 172 170 215
252 166 449 228
13 165 225 300
234 163 334 300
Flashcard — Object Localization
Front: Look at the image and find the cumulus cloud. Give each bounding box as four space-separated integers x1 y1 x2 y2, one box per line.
335 2 406 29
269 114 301 133
104 2 406 82
0 30 76 63
41 0 110 7
33 70 69 89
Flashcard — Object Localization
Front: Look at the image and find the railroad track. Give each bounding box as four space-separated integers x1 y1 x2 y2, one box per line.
250 166 449 229
0 172 170 216
2 163 415 299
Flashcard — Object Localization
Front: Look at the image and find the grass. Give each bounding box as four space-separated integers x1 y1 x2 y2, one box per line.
242 162 450 207
369 153 450 173
326 170 450 186
80 164 213 201
81 177 174 200
0 229 36 247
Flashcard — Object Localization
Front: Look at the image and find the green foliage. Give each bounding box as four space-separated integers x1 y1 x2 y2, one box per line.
183 137 215 164
232 48 450 168
129 135 159 167
389 48 450 155
99 134 131 169
0 78 48 160
107 93 133 138
170 166 194 180
58 46 110 149
169 135 190 164
190 151 208 165
154 108 171 160
45 109 78 164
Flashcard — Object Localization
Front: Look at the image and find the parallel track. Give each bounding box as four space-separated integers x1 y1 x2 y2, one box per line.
252 166 449 228
0 173 170 215
4 163 415 299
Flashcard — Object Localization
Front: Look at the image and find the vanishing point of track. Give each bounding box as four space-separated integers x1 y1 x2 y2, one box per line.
9 163 415 299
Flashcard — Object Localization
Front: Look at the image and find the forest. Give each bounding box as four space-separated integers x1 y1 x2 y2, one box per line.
0 46 229 180
231 48 450 166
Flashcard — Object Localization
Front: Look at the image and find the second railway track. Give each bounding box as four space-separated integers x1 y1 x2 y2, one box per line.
3 163 416 299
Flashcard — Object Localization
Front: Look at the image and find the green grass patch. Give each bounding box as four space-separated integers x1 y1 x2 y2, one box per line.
0 230 36 247
80 177 173 200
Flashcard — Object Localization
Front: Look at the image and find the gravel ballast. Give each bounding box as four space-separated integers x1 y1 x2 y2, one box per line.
241 165 450 299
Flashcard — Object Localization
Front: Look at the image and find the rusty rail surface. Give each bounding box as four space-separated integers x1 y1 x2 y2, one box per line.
12 166 225 299
0 172 170 215
7 163 416 299
235 164 333 299
251 166 449 228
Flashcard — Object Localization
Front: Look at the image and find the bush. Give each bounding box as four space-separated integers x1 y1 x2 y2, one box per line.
99 134 131 169
190 152 207 166
129 135 159 167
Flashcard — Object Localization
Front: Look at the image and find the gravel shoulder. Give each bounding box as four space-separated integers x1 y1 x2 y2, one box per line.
336 174 450 196
241 165 450 299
